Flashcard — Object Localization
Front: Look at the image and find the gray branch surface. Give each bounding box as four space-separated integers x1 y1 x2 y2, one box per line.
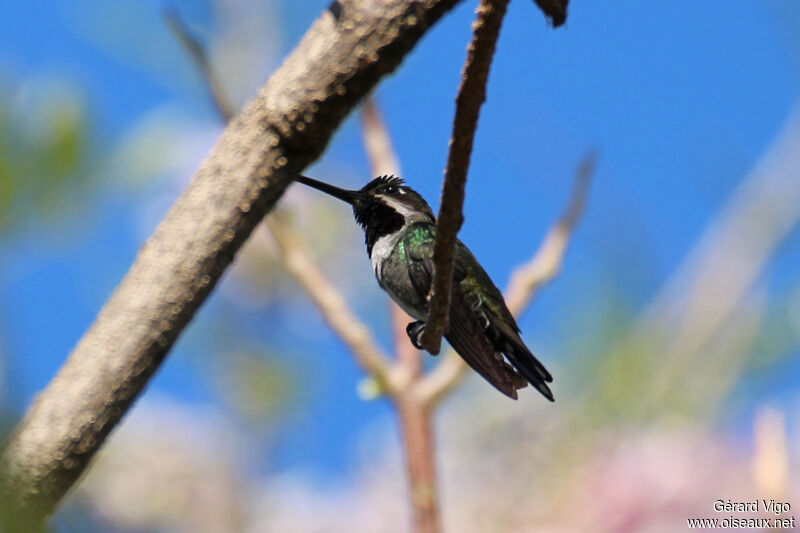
0 0 462 523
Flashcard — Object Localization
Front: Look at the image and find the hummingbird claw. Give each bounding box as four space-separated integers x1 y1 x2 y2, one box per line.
406 320 427 350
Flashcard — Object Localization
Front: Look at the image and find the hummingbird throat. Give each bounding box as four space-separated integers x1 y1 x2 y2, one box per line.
360 197 406 258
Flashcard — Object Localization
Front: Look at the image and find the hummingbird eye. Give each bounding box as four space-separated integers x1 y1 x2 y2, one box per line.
383 185 399 195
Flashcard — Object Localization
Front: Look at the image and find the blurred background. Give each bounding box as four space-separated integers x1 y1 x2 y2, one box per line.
2 0 800 531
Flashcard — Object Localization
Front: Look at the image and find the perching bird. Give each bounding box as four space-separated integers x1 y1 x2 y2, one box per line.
295 175 553 401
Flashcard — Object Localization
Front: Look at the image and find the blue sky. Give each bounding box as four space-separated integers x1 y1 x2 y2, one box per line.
1 0 799 480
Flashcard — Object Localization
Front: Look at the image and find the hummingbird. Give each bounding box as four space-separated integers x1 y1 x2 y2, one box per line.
294 175 554 401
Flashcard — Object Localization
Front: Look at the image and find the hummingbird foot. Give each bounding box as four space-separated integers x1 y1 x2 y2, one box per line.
405 320 428 351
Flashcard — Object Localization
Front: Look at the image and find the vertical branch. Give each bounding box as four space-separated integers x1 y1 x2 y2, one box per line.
421 0 512 354
396 397 440 533
361 98 441 533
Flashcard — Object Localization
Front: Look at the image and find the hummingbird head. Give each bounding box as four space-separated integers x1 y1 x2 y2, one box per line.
295 175 435 256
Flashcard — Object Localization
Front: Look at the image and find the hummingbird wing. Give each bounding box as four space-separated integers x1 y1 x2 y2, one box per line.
403 223 553 401
445 285 530 399
456 243 554 400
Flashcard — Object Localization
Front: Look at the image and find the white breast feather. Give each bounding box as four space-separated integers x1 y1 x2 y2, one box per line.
369 195 420 277
371 231 402 276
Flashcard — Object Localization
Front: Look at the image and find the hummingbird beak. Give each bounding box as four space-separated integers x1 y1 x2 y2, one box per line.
295 175 360 205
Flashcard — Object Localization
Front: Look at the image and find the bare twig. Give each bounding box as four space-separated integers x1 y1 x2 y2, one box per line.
421 0 512 355
504 151 596 314
267 214 403 394
418 152 596 405
165 8 237 121
361 98 402 178
0 0 466 523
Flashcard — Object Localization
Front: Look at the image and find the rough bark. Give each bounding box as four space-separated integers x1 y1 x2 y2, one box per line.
0 0 464 524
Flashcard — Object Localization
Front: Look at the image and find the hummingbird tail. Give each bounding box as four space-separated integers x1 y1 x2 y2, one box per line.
500 339 554 402
484 321 554 402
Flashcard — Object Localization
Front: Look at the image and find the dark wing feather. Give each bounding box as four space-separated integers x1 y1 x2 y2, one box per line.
403 223 549 400
489 319 553 384
445 286 528 399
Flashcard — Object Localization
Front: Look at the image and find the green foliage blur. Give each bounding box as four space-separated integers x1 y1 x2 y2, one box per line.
0 83 92 234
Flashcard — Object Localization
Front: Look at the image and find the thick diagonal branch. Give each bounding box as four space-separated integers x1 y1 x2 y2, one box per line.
0 0 465 523
420 0 511 355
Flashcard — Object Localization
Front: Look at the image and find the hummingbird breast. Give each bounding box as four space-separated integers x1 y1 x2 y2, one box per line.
372 229 429 321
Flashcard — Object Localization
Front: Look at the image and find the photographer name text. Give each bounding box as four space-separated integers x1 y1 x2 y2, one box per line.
714 499 791 515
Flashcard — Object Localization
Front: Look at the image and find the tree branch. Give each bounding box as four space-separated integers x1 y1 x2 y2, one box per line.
417 151 596 405
0 0 466 523
361 97 402 179
420 0 511 355
396 395 441 533
503 150 596 314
